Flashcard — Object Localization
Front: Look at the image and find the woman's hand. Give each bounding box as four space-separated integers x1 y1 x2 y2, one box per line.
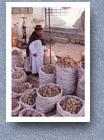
44 49 48 52
33 53 37 57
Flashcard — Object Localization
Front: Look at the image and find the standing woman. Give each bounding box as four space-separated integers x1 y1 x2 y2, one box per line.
26 25 47 75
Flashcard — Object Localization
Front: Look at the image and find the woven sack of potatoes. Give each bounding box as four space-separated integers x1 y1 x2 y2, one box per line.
44 48 57 65
36 83 63 113
12 47 24 69
14 62 24 71
12 68 15 73
39 65 56 86
12 98 22 116
19 88 37 108
12 70 28 87
77 61 85 79
75 61 85 99
56 95 85 117
56 63 77 95
18 108 45 117
12 82 32 98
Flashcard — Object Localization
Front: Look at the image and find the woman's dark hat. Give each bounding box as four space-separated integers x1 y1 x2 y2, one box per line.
34 25 43 30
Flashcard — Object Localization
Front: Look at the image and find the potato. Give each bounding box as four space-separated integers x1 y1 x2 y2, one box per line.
12 99 19 110
12 83 29 94
23 110 41 117
41 64 55 74
57 55 77 68
21 89 37 105
38 84 61 97
25 110 31 116
16 62 24 68
60 97 82 114
12 50 22 55
12 71 24 79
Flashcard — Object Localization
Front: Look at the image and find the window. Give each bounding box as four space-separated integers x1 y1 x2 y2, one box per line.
45 7 69 16
12 8 33 14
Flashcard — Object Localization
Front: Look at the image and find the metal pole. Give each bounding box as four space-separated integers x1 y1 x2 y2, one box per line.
45 8 47 26
48 7 51 64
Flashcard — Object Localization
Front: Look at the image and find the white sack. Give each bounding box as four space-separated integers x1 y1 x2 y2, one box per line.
44 48 57 65
18 108 45 117
57 95 85 117
12 47 23 69
36 83 63 113
56 64 77 95
39 67 55 86
76 62 85 99
14 64 25 71
12 82 32 98
12 100 22 116
19 88 37 108
12 70 28 86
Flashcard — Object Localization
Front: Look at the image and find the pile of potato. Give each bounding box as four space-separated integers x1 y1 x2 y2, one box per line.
22 110 41 117
16 57 24 68
81 62 85 69
12 50 22 55
41 65 55 74
38 84 61 97
49 115 61 117
60 97 82 114
57 55 77 68
12 71 24 79
21 89 37 105
16 62 24 68
12 99 19 110
12 83 29 94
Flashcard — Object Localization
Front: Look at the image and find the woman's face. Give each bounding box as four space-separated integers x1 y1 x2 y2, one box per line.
36 30 43 36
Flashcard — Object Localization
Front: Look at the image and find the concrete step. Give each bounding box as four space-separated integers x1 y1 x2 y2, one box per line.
42 32 84 40
42 35 70 44
42 34 84 45
42 26 85 45
44 26 84 34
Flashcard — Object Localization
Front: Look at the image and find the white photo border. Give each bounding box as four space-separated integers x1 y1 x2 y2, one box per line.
6 2 90 122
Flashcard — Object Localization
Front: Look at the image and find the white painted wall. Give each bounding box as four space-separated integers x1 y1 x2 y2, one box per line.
12 7 85 38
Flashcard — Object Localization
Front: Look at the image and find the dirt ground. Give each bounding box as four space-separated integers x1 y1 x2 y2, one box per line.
19 42 84 61
47 42 84 61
